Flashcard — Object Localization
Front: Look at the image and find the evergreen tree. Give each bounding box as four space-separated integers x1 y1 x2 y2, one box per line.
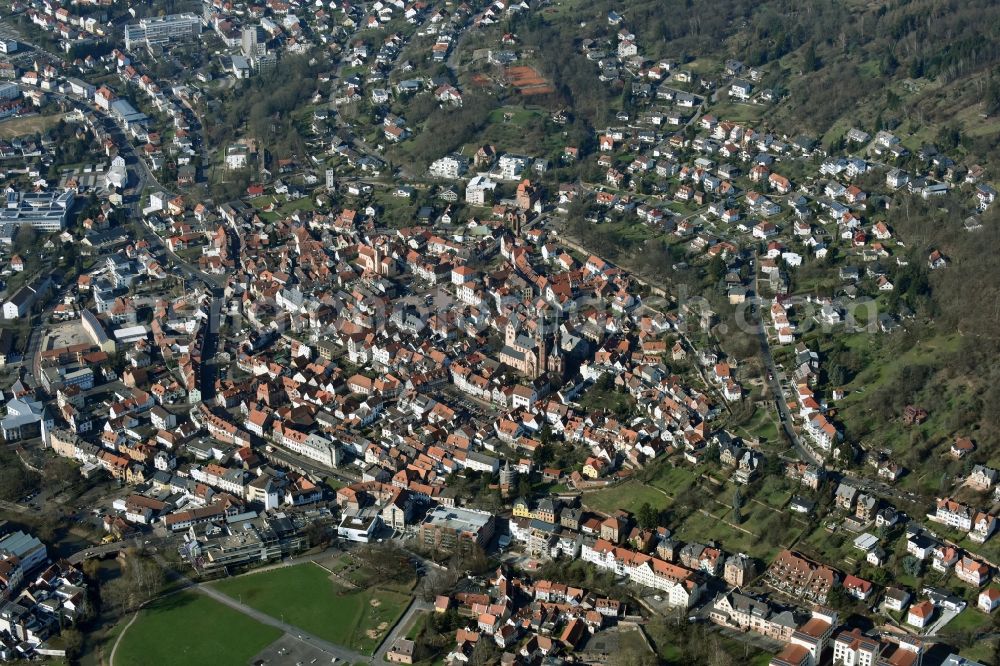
637 502 659 530
803 43 819 72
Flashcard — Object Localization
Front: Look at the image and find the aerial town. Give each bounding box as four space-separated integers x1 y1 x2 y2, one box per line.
0 0 997 664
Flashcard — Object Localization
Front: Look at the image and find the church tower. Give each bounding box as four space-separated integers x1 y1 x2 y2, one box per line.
535 318 547 379
547 323 566 380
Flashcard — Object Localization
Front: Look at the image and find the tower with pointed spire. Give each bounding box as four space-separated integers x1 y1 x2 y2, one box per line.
535 316 547 379
547 322 566 380
499 460 517 497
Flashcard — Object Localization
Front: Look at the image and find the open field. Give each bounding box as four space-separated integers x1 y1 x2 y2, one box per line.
679 470 800 560
487 106 545 125
944 607 993 634
585 456 810 564
253 194 319 222
578 380 635 416
210 561 412 655
735 406 782 448
582 479 670 515
830 332 964 468
0 113 65 139
707 101 768 124
113 592 282 666
646 465 700 496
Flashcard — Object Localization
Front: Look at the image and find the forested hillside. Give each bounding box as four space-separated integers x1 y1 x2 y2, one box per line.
514 0 1000 163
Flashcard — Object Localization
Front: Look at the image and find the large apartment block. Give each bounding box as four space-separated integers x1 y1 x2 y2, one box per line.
124 13 201 50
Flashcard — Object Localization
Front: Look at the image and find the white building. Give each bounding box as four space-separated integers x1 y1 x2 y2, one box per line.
466 175 497 205
0 531 47 573
906 601 934 629
581 538 702 608
105 156 128 190
190 465 247 498
225 144 249 170
3 279 48 320
337 513 381 542
832 628 879 666
429 154 468 179
497 155 529 180
933 498 973 531
277 429 341 469
978 588 1000 613
124 13 201 50
64 78 95 99
729 80 752 101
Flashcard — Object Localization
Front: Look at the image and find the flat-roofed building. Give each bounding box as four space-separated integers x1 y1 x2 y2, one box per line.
419 505 495 553
1 189 74 232
125 13 201 50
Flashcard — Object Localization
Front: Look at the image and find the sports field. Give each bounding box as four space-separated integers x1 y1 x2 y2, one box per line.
113 591 281 666
210 562 412 655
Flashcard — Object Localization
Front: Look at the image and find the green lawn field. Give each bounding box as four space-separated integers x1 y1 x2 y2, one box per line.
582 479 670 515
114 592 281 666
210 562 411 655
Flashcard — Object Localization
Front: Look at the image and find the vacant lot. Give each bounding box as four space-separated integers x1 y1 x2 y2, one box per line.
114 591 281 666
210 562 412 655
0 113 65 139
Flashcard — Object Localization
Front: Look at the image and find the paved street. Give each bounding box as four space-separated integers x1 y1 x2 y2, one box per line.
198 294 223 401
753 255 823 466
261 444 361 486
14 76 224 291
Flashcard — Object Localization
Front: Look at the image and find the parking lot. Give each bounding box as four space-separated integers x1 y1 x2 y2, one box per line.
439 385 499 420
44 318 91 351
249 633 336 666
59 163 114 193
0 20 56 70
